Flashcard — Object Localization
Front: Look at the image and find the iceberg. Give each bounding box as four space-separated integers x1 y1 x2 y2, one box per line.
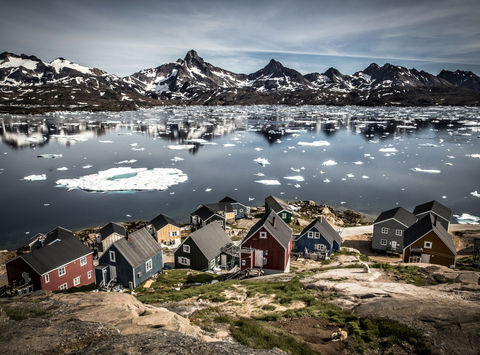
253 157 270 166
411 168 441 174
454 213 480 224
168 144 195 150
466 154 480 159
205 188 212 192
223 143 236 147
353 161 364 165
297 140 330 147
57 167 69 171
55 167 188 192
255 179 281 185
82 165 93 169
323 178 330 183
23 174 46 181
171 156 185 162
322 160 337 166
255 147 263 151
283 176 305 182
37 154 62 159
471 191 480 198
99 140 113 144
379 147 398 153
114 159 137 164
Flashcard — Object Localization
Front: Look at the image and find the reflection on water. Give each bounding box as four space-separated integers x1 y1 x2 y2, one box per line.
0 105 479 249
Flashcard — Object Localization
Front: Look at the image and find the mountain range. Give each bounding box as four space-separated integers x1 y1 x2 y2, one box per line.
1 49 479 113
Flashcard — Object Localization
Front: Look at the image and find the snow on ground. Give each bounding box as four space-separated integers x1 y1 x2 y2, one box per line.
297 140 330 147
55 167 187 192
23 174 46 181
411 168 441 174
255 179 281 185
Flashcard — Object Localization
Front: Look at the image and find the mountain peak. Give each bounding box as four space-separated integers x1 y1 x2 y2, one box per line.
184 49 200 62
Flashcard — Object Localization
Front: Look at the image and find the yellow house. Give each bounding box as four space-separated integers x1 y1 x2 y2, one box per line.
149 214 181 245
96 222 127 252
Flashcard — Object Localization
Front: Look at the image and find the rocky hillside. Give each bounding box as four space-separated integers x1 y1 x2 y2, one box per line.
1 50 480 113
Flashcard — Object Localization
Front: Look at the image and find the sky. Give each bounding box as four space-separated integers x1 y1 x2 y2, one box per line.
1 0 480 76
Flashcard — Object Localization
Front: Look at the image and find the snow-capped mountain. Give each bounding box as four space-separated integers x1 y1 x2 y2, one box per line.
0 50 479 113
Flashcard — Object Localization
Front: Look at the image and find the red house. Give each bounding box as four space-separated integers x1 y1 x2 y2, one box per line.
240 211 292 274
6 233 94 293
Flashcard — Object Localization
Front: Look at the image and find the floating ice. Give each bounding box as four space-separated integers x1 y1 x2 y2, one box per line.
353 161 364 165
82 165 93 169
471 191 480 198
347 173 355 178
411 168 441 174
291 167 301 173
57 167 68 171
129 143 138 147
322 160 337 166
293 183 301 188
454 213 480 224
255 147 263 151
37 154 62 159
283 176 305 182
171 156 184 162
55 167 188 192
132 147 144 151
253 158 270 166
323 178 330 183
168 144 195 150
223 143 236 147
23 174 46 181
99 140 113 144
115 159 137 164
248 197 255 201
254 172 265 177
418 143 439 147
205 188 212 192
445 162 453 166
43 203 50 206
297 140 330 147
361 175 369 179
255 179 281 185
379 147 398 153
185 138 208 144
466 154 480 159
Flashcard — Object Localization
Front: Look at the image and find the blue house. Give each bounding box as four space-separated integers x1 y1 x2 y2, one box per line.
95 228 163 289
294 217 342 256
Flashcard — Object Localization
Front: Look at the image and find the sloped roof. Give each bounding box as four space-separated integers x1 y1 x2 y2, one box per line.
298 217 342 245
403 215 456 255
191 205 217 220
150 213 178 230
374 207 417 227
265 195 292 214
112 228 163 268
29 226 75 250
15 236 92 275
99 222 126 240
204 202 233 213
188 222 231 261
413 200 452 222
244 211 292 249
219 196 237 203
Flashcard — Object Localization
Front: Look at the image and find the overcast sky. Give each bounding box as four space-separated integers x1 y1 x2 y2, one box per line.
1 0 479 76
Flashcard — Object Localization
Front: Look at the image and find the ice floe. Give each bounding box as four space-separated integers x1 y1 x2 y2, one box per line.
411 168 441 174
57 167 68 171
205 188 212 192
23 174 46 181
132 147 144 151
322 160 337 166
37 154 62 159
471 191 480 198
466 154 480 159
254 172 265 177
99 140 113 144
297 140 330 147
115 159 137 164
255 179 281 185
379 147 398 153
55 167 188 192
255 147 263 151
454 213 480 224
323 178 330 183
82 165 93 169
353 161 364 165
253 158 270 166
171 157 184 162
168 144 195 150
223 143 236 147
283 176 305 182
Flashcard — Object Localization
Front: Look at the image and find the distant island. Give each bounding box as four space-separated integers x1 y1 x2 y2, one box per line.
1 49 480 114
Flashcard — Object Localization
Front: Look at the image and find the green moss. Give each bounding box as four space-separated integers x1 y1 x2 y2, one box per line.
261 304 276 311
3 304 53 320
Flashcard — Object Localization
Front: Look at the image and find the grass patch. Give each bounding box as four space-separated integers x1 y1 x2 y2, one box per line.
371 263 440 286
262 304 276 311
2 303 55 321
66 283 97 293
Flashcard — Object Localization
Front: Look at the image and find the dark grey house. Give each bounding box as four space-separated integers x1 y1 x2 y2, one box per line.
190 205 226 229
265 195 293 223
96 228 163 289
372 207 418 253
29 226 74 251
219 196 250 220
413 200 452 231
174 222 234 271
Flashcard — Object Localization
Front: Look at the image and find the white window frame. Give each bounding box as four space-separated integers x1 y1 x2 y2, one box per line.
380 239 387 246
109 250 116 262
424 241 432 249
263 257 267 265
233 209 238 216
281 213 287 219
169 230 179 237
239 208 244 213
395 229 403 237
73 276 80 286
58 266 66 277
44 273 50 283
183 244 190 253
178 256 190 266
80 256 87 266
264 250 269 256
241 259 246 266
307 231 314 238
59 283 68 290
145 259 152 272
314 232 320 239
381 227 389 234
87 270 92 279
259 231 267 239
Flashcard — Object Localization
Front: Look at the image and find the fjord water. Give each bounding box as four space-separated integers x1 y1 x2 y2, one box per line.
1 105 479 250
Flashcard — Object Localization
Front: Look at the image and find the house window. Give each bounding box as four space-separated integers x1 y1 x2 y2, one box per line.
218 220 224 227
239 209 244 213
233 210 238 216
314 232 320 239
59 283 68 290
169 231 179 237
58 266 66 277
145 259 152 272
259 232 267 239
137 271 142 278
281 213 287 219
178 257 190 266
241 259 246 266
315 244 326 251
109 250 116 262
395 229 403 237
424 241 432 249
73 276 80 286
264 250 269 256
263 257 267 265
183 244 190 253
380 239 387 246
80 256 87 266
381 227 389 234
308 231 314 238
44 273 50 283
87 271 92 279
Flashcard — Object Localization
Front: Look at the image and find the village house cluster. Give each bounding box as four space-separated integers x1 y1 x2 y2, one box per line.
4 196 458 294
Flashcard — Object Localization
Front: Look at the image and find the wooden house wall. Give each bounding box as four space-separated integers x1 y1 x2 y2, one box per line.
295 226 333 254
241 226 286 271
156 224 181 243
403 230 456 267
372 219 409 252
99 244 134 288
174 238 208 270
6 257 41 290
132 251 163 288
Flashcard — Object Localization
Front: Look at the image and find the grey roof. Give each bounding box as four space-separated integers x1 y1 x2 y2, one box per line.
298 217 342 245
99 222 126 240
187 223 231 261
150 213 178 230
413 200 452 222
14 236 91 275
111 228 163 268
219 196 237 203
374 207 417 227
29 226 75 250
265 195 292 214
403 215 456 255
244 211 292 249
204 202 234 213
191 205 218 220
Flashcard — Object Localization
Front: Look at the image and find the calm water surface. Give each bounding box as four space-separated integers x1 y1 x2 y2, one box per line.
1 105 479 249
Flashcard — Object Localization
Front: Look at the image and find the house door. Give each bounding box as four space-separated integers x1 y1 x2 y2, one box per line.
421 254 431 263
221 254 227 267
391 241 397 250
254 250 264 267
109 265 117 280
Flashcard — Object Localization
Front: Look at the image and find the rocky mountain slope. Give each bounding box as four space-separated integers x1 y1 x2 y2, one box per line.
1 49 479 113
